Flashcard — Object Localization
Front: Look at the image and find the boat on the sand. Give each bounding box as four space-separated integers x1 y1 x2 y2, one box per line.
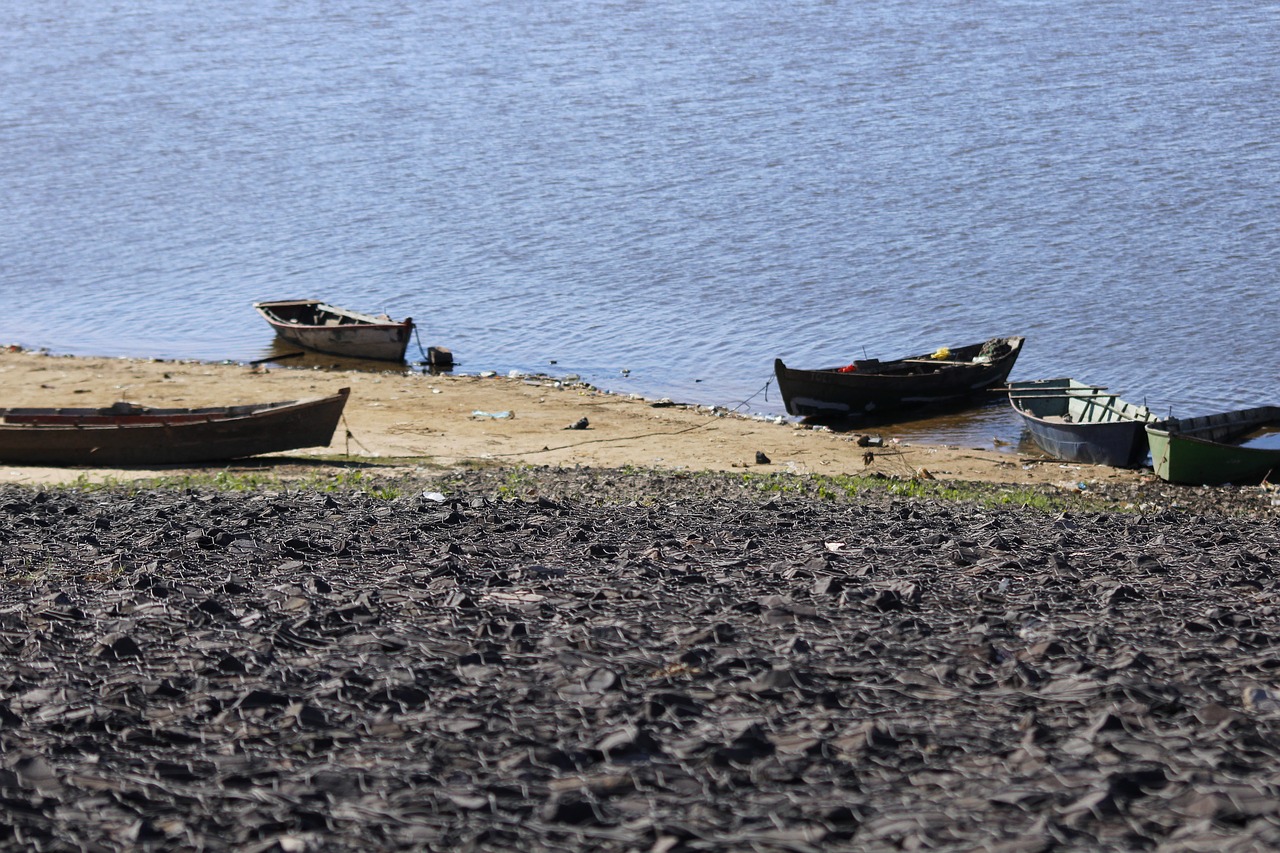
0 388 350 466
773 336 1024 419
254 299 414 362
1145 405 1280 485
1006 378 1160 467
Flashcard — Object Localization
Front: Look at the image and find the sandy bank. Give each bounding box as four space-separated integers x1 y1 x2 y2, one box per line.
0 349 1149 489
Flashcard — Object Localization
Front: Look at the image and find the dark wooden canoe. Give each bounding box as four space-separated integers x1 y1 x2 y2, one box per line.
773 336 1025 419
0 388 350 466
254 299 414 362
1006 378 1159 467
1146 405 1280 485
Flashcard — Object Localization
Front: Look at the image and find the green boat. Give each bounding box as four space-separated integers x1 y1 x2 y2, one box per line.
1146 405 1280 485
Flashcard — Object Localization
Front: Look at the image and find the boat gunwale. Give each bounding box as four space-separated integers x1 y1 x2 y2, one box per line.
0 389 350 432
0 391 348 432
253 300 413 332
1008 392 1158 427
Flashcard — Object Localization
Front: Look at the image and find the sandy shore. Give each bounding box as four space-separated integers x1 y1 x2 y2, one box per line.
0 349 1150 490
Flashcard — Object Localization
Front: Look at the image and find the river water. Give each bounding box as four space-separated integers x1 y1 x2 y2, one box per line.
3 0 1278 447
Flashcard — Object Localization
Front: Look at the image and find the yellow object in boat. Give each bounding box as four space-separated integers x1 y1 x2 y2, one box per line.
930 347 950 360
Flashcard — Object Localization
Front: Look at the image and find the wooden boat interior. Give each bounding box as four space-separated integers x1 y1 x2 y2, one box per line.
1162 406 1280 445
261 301 392 327
822 338 1020 377
1011 392 1153 426
0 399 303 427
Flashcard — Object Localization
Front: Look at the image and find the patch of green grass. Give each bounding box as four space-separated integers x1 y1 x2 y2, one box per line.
58 468 407 499
738 470 1122 513
495 467 541 499
46 463 1132 514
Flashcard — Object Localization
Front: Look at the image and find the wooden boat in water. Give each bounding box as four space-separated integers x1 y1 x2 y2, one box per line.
1145 405 1280 485
0 388 350 466
254 300 414 362
773 336 1024 419
1006 378 1160 468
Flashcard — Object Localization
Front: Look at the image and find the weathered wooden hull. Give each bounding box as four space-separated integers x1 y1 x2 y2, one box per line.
1146 405 1280 485
1007 378 1158 468
0 389 350 466
254 300 413 362
774 337 1024 418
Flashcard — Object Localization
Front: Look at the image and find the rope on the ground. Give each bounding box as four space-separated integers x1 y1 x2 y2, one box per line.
485 375 777 458
333 373 779 461
341 414 372 456
484 422 712 458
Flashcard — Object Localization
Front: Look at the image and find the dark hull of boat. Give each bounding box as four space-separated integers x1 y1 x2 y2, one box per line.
1007 378 1158 468
254 300 413 362
1147 405 1280 485
0 389 350 466
774 337 1024 419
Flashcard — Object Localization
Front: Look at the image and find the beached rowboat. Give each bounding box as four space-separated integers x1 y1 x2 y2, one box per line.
254 300 414 362
1146 405 1280 485
0 388 350 466
1006 378 1160 468
773 336 1024 419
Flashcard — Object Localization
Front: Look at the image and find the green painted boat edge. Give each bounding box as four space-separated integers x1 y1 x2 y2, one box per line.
1147 423 1280 486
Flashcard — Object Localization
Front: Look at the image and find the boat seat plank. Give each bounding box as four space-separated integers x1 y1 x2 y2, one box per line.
901 358 978 366
1008 392 1120 400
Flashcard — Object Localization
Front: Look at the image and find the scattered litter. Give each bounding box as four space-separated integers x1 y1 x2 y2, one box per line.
564 417 590 430
472 410 512 419
421 491 446 502
755 451 771 464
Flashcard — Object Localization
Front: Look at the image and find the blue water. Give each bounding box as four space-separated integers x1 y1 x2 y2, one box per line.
3 0 1278 445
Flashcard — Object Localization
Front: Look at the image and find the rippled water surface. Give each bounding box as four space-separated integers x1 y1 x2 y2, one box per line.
3 0 1278 447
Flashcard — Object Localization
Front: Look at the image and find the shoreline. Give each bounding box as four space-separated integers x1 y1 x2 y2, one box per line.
0 349 1153 490
2 348 1276 520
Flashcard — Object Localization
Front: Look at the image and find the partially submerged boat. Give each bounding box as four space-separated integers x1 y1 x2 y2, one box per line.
254 300 414 362
773 337 1024 419
1146 405 1280 485
1007 378 1160 467
0 388 350 466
